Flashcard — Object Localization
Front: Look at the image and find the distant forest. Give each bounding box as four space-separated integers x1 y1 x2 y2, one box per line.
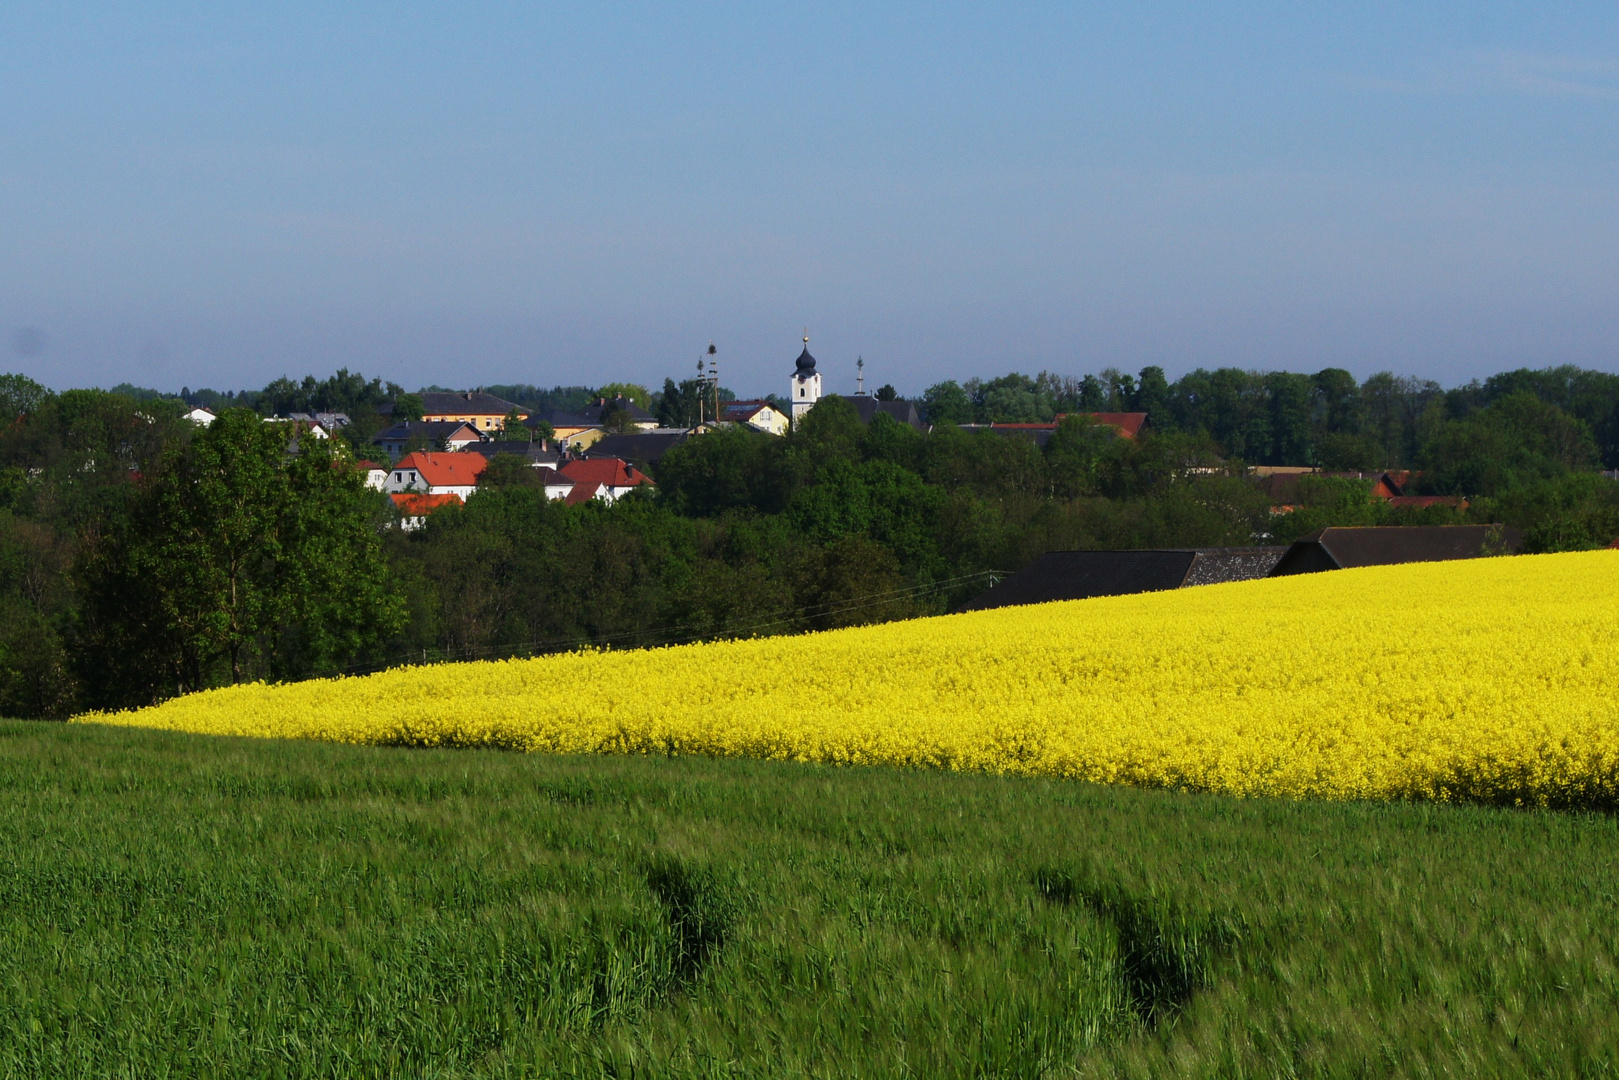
4 362 1616 719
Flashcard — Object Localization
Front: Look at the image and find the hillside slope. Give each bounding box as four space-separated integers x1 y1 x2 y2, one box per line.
80 550 1619 807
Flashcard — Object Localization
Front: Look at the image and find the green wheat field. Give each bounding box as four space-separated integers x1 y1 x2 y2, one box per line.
2 719 1616 1078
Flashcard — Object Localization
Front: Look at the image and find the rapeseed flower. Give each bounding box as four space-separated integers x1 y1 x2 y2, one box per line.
76 551 1619 808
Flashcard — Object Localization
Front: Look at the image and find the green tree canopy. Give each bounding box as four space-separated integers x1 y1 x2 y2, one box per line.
78 409 403 705
0 374 50 426
1421 393 1597 496
393 394 425 423
596 383 652 409
502 409 530 437
919 381 973 426
478 453 544 490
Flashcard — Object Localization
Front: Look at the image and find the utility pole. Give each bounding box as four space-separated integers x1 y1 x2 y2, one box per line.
696 355 706 428
707 342 719 424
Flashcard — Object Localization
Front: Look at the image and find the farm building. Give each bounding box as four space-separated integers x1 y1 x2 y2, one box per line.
1268 525 1522 576
956 547 1286 611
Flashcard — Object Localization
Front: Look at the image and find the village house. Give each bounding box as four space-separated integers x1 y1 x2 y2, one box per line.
354 460 389 491
285 411 351 429
458 440 564 469
586 429 691 469
528 408 605 450
384 451 488 498
389 492 463 530
373 420 482 458
843 395 928 431
526 396 661 452
577 396 659 432
556 457 653 505
417 391 528 433
533 468 579 501
264 417 330 439
720 400 790 435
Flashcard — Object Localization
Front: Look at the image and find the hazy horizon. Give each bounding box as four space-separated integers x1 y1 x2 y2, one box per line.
4 3 1617 399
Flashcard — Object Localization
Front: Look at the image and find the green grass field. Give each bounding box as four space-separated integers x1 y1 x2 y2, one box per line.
2 720 1617 1078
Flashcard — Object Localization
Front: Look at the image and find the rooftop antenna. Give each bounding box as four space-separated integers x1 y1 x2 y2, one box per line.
856 356 865 396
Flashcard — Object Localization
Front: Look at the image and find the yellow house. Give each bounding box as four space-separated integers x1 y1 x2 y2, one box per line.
418 391 528 433
720 400 790 436
560 427 607 451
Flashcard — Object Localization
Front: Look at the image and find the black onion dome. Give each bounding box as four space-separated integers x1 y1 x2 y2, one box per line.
794 345 817 375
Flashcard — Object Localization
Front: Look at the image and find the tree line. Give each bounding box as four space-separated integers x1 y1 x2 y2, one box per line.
2 362 1617 718
918 365 1619 471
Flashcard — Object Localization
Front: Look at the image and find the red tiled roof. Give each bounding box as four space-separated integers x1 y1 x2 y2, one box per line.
389 492 463 515
1088 413 1148 438
1371 471 1426 499
393 451 488 487
354 460 381 470
1607 536 1619 549
558 457 651 488
563 481 603 505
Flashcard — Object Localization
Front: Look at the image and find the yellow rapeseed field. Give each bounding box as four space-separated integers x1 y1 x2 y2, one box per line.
77 550 1619 807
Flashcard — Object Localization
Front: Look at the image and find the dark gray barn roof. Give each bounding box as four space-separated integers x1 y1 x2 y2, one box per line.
419 391 523 416
586 430 690 467
373 420 478 445
837 395 928 431
459 441 562 466
1269 525 1522 576
577 397 656 424
957 547 1286 611
1183 547 1291 585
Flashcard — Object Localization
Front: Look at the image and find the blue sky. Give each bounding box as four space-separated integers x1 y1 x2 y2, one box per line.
2 2 1617 398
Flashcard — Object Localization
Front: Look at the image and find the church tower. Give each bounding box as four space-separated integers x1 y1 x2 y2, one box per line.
789 333 822 424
